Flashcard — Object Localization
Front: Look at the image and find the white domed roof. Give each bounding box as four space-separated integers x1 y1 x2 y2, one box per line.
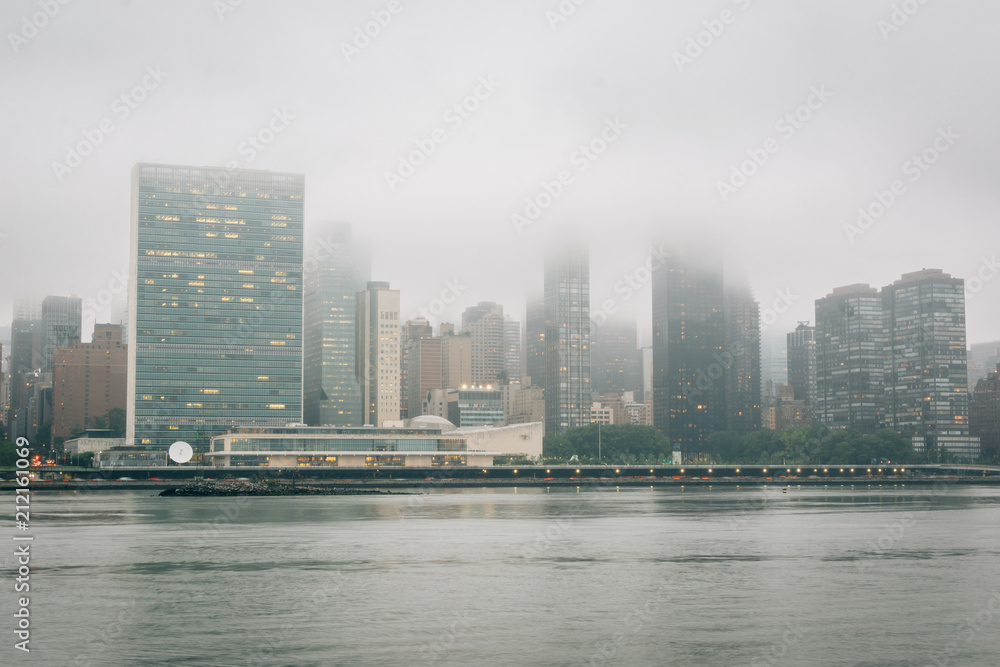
407 415 457 432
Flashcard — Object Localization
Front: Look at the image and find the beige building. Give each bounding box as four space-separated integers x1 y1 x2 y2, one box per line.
501 382 545 426
441 330 472 388
357 282 400 426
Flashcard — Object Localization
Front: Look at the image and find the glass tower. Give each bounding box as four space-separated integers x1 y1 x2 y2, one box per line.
543 245 591 434
882 269 970 447
127 163 304 454
814 284 884 433
303 223 369 426
651 250 727 450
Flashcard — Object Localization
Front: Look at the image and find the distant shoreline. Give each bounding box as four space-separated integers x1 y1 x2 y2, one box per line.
2 477 999 492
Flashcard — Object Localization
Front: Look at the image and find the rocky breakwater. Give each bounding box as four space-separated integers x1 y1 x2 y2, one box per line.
159 479 392 497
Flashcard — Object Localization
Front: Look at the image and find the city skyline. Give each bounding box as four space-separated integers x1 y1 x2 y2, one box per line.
2 2 999 348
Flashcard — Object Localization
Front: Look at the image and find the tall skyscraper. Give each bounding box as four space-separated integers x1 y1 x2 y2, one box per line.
441 329 472 389
543 245 591 434
41 295 82 373
400 319 434 418
52 324 127 440
970 364 1000 460
968 341 1000 389
815 284 884 433
724 285 761 433
356 281 400 426
759 335 788 393
7 318 38 438
787 323 818 407
303 223 369 426
462 301 506 386
882 269 974 456
591 319 640 398
525 291 545 387
504 316 522 384
652 249 726 450
127 163 304 453
13 298 43 322
405 329 442 419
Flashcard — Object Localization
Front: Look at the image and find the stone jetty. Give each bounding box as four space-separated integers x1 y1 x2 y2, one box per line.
159 479 392 497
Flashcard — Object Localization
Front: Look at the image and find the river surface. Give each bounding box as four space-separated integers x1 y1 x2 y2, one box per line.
6 484 1000 666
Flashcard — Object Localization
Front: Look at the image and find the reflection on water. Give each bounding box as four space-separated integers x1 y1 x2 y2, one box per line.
12 485 1000 666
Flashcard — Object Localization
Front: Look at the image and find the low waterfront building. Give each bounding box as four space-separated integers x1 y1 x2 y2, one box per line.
63 430 126 455
204 420 542 467
95 447 168 468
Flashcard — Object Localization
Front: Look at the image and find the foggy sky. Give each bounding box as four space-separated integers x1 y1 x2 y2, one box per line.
2 0 999 349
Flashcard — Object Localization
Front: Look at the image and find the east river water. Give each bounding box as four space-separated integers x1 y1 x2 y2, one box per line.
6 484 1000 666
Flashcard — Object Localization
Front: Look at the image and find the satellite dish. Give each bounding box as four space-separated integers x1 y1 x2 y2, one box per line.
168 441 193 464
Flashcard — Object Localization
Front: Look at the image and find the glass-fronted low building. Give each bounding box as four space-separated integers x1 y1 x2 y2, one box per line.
205 420 543 467
206 424 496 467
96 448 169 468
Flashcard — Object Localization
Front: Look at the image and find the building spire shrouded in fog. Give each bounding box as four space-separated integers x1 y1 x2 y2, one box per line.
304 222 370 426
543 244 591 434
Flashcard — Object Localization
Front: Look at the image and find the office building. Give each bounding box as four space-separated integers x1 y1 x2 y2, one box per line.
462 302 507 386
52 324 127 441
356 281 401 426
504 316 522 384
128 163 304 453
40 295 82 373
968 341 1000 389
401 320 436 419
970 364 1000 459
882 270 974 457
591 319 641 398
787 323 818 407
501 381 545 426
441 329 472 389
724 285 762 433
543 245 591 434
303 223 369 426
815 284 884 433
525 291 545 387
652 249 726 450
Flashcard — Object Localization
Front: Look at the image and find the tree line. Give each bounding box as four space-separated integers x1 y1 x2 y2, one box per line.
542 423 976 465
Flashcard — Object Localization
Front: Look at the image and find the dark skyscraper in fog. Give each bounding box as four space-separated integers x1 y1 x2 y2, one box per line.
724 285 761 433
543 245 590 434
787 323 818 407
652 249 727 451
525 290 545 388
815 284 884 434
303 223 370 426
882 269 976 459
591 319 640 398
40 295 81 373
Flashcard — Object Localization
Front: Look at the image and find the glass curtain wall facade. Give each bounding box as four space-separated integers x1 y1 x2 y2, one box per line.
815 285 884 433
724 285 762 433
127 163 304 453
303 223 369 426
881 270 970 447
543 246 591 434
651 250 727 451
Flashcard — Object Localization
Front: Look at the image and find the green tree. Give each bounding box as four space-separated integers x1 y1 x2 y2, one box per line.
107 408 126 438
0 441 18 467
36 419 52 449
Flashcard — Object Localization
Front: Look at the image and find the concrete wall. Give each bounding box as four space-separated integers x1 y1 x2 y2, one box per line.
451 422 543 459
64 437 126 455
